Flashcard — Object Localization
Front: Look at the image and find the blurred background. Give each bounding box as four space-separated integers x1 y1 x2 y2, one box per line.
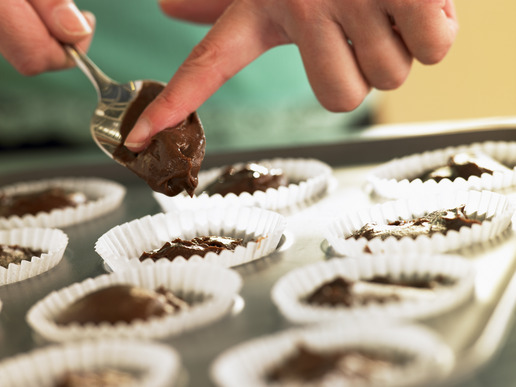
375 0 516 124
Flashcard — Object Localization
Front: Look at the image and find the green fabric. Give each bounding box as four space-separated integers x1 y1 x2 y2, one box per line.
0 0 372 152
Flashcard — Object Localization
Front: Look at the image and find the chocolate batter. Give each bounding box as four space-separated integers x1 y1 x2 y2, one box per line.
0 187 87 218
348 205 480 241
55 284 188 326
139 236 243 262
266 345 411 384
203 163 287 196
416 151 510 182
305 275 455 307
113 82 206 197
0 244 43 268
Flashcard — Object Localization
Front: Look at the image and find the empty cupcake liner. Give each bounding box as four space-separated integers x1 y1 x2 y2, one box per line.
325 190 514 256
0 339 180 387
26 263 242 343
0 177 126 229
367 141 516 200
95 206 287 272
271 254 475 325
0 227 69 286
211 322 454 387
153 158 333 212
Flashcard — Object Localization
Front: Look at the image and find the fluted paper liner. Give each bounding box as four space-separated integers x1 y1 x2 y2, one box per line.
367 141 516 199
26 263 242 342
95 206 286 272
0 177 126 229
153 158 332 212
211 322 454 387
325 190 514 256
0 227 69 286
0 339 180 387
271 254 475 325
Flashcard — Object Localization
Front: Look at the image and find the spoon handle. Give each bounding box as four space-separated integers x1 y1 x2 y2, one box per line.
63 44 118 98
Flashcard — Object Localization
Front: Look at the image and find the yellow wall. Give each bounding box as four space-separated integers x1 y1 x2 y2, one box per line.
375 0 516 124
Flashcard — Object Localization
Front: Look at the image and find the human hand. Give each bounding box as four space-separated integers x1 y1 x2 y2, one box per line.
124 0 458 151
0 0 95 75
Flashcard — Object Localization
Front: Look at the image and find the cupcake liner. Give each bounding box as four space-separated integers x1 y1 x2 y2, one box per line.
0 339 180 387
367 141 516 200
0 227 69 286
95 206 287 272
271 254 475 324
153 158 333 212
0 177 126 229
325 190 514 256
26 263 242 342
211 322 454 387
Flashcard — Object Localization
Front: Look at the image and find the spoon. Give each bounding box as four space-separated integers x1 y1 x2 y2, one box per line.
63 44 164 160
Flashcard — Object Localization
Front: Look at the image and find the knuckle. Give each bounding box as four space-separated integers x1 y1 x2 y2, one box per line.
373 68 409 90
184 40 231 83
281 0 325 24
188 40 222 69
14 58 45 76
418 45 449 64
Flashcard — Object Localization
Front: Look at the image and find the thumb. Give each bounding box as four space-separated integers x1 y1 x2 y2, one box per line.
30 0 93 44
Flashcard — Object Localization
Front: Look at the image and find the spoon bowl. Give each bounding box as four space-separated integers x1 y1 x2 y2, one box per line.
64 45 164 160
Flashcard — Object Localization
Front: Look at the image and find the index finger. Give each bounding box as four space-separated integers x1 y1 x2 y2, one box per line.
124 1 282 150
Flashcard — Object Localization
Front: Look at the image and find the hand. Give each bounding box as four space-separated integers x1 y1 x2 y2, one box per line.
124 0 458 151
0 0 95 75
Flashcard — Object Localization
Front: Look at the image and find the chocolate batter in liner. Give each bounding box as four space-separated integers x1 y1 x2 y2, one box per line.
325 190 513 256
211 323 454 387
271 254 475 324
26 264 242 342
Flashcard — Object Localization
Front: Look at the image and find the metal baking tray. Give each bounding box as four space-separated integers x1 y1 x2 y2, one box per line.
1 117 516 386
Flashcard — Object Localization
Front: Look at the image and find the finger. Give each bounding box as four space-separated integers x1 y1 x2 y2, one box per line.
29 0 92 43
125 1 281 151
0 0 94 75
386 0 458 65
159 0 233 24
340 2 412 90
289 14 370 112
75 11 96 53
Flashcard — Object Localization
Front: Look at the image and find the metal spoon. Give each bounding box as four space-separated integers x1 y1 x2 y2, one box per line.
63 44 164 160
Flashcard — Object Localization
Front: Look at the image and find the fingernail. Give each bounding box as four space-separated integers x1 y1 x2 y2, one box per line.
124 118 152 150
53 3 92 36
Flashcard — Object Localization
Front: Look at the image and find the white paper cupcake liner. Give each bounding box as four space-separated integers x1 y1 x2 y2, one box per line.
367 141 516 199
95 206 287 272
211 322 454 387
0 177 126 229
153 158 333 212
325 190 514 256
0 339 180 387
271 254 475 325
0 227 69 286
26 263 242 343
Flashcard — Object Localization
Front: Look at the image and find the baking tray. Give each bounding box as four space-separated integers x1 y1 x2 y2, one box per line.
1 117 516 386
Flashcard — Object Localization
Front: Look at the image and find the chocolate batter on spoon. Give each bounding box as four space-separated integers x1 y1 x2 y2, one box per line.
113 82 206 197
